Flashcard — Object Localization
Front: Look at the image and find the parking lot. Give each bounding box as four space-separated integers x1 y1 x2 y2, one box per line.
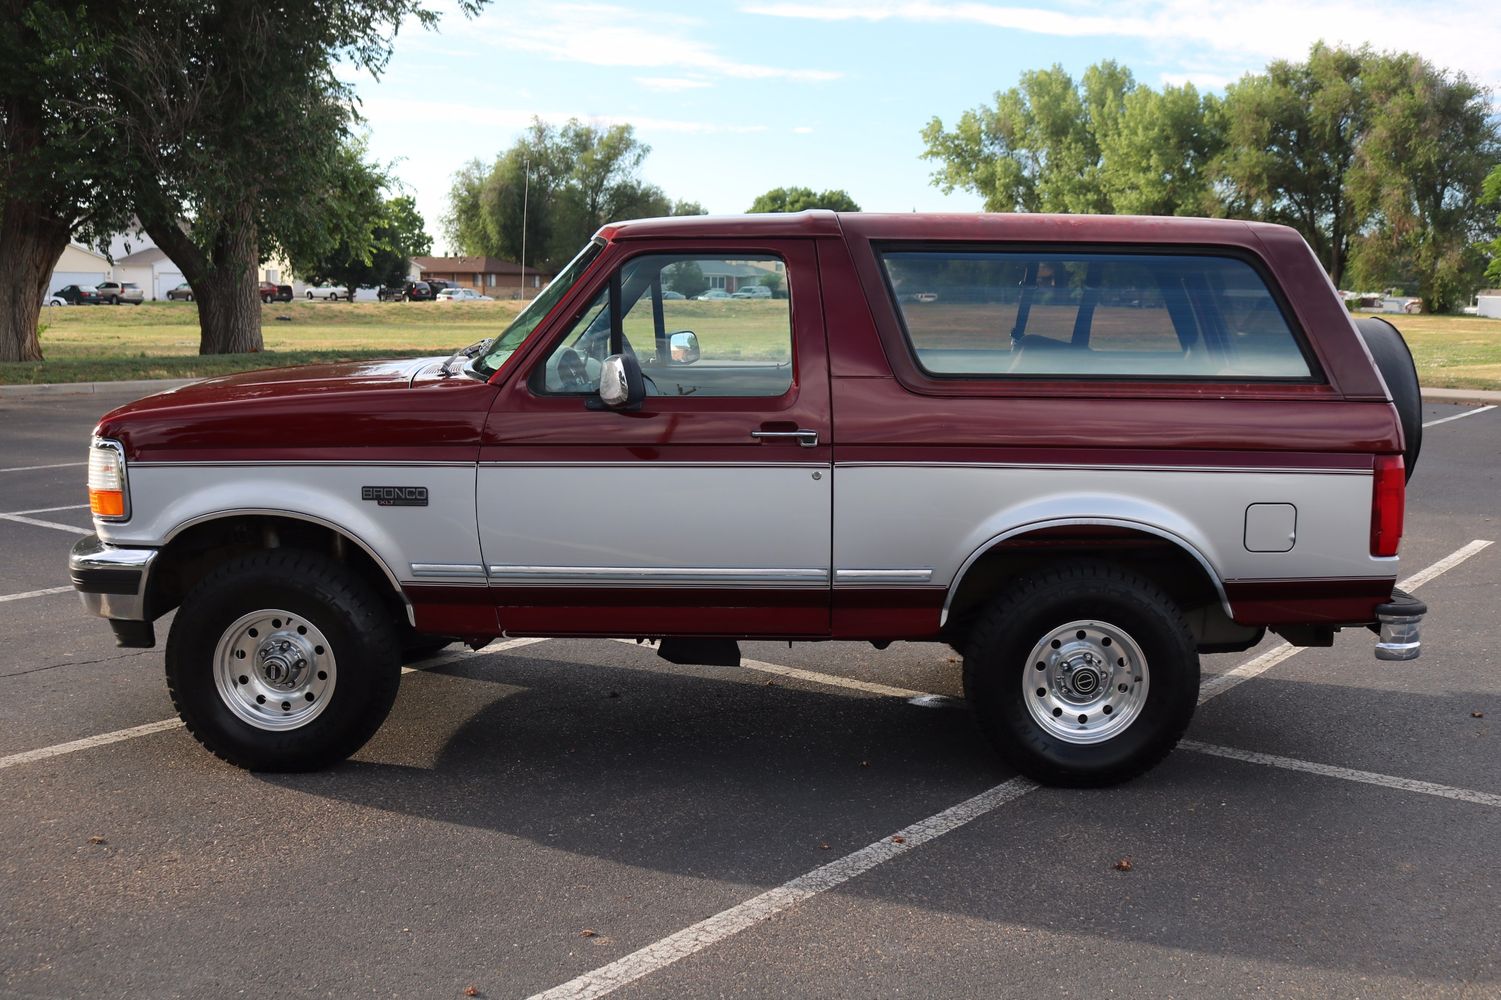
1 387 1497 999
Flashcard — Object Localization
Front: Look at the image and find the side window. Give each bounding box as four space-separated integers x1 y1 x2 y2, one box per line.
880 250 1314 380
531 254 793 398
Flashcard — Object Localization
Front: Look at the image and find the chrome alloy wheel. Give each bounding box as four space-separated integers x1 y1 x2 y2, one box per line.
1023 619 1149 745
212 609 337 731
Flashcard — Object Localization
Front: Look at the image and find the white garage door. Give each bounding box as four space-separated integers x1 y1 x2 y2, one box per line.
154 271 185 301
51 270 108 294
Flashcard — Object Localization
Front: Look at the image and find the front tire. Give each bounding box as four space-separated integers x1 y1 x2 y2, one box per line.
963 562 1199 787
165 550 401 771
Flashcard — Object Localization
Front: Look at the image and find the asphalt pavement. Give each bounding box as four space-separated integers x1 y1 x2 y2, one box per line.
1 389 1496 999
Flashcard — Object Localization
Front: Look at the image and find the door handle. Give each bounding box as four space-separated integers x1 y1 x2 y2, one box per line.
751 429 819 448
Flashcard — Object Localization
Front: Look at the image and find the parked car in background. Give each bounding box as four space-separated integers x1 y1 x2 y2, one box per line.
694 289 732 300
424 279 455 297
661 290 686 300
259 281 294 303
95 281 144 305
305 285 348 301
51 284 101 305
731 284 772 299
165 283 195 301
377 285 406 301
436 287 493 302
388 281 435 302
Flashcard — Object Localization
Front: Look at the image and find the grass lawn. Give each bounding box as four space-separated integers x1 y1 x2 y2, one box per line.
3 298 1500 389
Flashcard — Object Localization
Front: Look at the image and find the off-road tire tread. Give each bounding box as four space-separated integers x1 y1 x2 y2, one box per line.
165 549 400 771
963 560 1199 787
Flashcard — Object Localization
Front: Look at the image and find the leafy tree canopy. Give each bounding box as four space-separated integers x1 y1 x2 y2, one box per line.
443 118 699 273
746 186 861 213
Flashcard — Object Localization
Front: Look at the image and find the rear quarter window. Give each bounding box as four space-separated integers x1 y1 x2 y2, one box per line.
880 249 1315 380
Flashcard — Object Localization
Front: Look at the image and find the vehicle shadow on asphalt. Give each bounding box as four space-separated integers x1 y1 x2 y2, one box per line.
255 648 1500 986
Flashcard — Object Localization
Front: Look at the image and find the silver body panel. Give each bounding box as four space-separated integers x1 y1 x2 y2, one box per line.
475 464 833 582
83 460 1397 629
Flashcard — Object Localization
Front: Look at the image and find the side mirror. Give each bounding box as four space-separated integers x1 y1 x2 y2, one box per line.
592 353 645 411
668 330 700 365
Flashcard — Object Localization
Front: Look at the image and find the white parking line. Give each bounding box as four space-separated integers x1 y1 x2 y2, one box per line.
1181 741 1501 808
399 636 550 674
0 585 74 604
525 536 1497 1000
0 719 184 771
1398 538 1493 591
6 504 88 515
0 461 85 473
0 512 92 534
527 777 1038 1000
1423 404 1495 428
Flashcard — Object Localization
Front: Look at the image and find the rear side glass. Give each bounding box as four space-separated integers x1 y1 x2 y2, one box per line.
880 250 1313 380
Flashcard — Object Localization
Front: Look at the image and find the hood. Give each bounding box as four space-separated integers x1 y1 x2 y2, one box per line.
95 357 497 463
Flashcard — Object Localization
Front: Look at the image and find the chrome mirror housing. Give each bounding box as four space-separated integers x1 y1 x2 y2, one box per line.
595 353 645 411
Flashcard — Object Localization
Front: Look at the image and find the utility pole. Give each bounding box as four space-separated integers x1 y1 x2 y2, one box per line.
519 152 530 300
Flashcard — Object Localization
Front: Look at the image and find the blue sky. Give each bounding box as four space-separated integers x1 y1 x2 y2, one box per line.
352 1 1500 253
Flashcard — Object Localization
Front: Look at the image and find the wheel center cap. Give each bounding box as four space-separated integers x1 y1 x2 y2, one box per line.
1071 668 1101 695
257 636 308 690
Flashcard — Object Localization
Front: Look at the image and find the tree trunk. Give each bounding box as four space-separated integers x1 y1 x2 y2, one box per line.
145 200 263 354
0 198 71 364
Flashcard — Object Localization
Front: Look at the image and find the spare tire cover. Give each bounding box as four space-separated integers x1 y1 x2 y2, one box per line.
1354 316 1422 480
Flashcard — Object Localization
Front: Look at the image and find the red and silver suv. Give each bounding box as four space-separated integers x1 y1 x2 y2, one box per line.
69 212 1424 785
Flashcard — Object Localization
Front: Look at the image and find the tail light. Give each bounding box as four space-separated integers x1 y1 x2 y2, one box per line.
1370 454 1404 557
88 438 129 520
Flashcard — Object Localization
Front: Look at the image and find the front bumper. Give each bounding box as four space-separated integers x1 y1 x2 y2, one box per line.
1373 588 1426 661
69 534 158 645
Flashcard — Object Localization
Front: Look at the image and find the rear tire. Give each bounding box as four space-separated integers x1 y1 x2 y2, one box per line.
963 562 1199 787
165 550 401 771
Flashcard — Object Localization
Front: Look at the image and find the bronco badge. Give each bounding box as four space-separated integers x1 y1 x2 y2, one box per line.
361 486 428 507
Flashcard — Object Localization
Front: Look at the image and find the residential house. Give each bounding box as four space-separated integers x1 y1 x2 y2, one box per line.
115 247 187 301
49 244 112 293
697 259 783 294
412 256 554 298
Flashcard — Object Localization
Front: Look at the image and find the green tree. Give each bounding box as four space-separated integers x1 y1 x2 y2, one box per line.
758 271 784 296
920 62 1135 214
1099 83 1223 216
291 181 433 293
0 0 133 362
746 186 861 212
101 0 481 354
1347 54 1499 312
1214 44 1373 287
664 260 707 299
1483 165 1501 285
443 119 697 272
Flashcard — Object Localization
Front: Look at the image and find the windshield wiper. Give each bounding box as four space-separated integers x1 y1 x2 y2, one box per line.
439 338 493 379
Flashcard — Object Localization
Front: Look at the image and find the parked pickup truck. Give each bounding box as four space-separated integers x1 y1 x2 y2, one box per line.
70 212 1425 785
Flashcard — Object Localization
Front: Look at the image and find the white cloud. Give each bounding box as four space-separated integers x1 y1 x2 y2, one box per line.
792 126 815 134
476 3 840 83
1158 71 1235 90
635 76 715 92
741 1 1501 88
362 98 768 135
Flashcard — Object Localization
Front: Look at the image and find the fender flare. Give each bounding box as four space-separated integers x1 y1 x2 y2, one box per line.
941 516 1233 627
161 508 415 626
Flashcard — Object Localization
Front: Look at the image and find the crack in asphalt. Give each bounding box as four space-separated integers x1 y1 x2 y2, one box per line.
0 648 154 679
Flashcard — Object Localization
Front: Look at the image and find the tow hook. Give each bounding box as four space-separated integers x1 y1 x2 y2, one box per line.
1374 588 1426 661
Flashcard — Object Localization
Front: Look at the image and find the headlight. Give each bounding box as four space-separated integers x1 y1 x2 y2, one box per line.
88 437 129 520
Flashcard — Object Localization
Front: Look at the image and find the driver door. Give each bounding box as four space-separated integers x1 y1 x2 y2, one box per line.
476 240 832 637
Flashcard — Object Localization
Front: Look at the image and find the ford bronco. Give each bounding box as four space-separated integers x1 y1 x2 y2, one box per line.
69 211 1426 785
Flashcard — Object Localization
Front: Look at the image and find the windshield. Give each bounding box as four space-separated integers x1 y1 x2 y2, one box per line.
471 238 605 378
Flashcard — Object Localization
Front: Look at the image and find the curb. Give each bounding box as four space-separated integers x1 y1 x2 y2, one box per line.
0 378 198 398
1419 387 1501 405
